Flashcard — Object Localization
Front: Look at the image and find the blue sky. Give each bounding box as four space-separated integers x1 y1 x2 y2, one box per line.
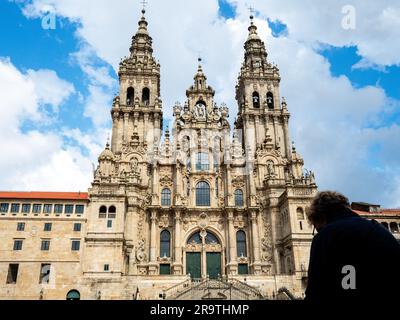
0 0 399 207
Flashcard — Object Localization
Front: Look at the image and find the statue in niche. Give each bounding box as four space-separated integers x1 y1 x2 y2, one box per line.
195 102 206 119
131 158 139 173
267 161 276 178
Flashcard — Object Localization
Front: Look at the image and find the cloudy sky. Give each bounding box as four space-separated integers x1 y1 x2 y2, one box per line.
0 0 399 207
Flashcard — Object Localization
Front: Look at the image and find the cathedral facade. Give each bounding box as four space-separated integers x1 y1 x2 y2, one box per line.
82 10 318 299
2 10 398 300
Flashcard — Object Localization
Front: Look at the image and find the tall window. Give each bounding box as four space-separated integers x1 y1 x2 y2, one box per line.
108 206 116 219
6 264 19 284
196 181 210 206
39 264 51 284
196 152 209 171
44 223 52 232
236 231 247 257
99 206 107 219
161 189 172 206
126 87 135 106
267 92 274 109
142 87 150 105
234 189 244 207
252 91 260 108
16 223 25 231
160 230 171 258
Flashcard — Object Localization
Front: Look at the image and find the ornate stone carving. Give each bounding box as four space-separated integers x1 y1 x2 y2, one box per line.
136 239 147 263
231 176 245 189
159 175 173 188
158 213 170 228
261 214 273 263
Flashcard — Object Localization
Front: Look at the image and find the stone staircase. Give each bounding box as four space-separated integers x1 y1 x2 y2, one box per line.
163 277 265 300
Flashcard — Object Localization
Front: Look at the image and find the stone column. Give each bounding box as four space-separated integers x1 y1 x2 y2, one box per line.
251 210 262 274
123 113 129 142
282 115 291 159
150 210 157 263
227 210 238 275
111 112 119 153
143 113 149 145
148 210 158 275
173 210 183 275
272 116 278 146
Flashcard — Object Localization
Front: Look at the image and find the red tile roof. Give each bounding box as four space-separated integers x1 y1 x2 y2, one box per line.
0 191 88 201
353 209 400 216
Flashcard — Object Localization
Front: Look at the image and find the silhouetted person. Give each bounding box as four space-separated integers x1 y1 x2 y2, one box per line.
305 191 400 301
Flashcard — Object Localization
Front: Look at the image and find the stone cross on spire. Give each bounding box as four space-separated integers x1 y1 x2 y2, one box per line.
141 0 148 12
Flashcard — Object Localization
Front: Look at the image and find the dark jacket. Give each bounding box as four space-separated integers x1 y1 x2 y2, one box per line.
305 208 400 301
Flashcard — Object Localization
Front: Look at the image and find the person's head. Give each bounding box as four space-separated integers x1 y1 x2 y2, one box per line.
307 191 351 232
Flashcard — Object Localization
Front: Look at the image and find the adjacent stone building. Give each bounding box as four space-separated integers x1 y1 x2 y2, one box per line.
0 10 399 300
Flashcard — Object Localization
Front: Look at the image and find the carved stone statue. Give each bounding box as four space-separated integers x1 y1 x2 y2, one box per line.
136 239 147 263
195 103 206 119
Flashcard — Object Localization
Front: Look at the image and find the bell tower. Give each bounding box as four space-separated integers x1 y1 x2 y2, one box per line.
111 9 163 154
235 15 291 160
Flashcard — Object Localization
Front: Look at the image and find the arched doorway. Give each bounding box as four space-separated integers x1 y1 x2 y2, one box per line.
185 230 222 280
66 290 80 300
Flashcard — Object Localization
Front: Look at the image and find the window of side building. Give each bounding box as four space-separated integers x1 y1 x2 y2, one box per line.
44 223 52 232
11 204 20 214
43 204 52 214
71 240 80 251
13 239 23 251
0 203 10 213
65 205 74 214
75 205 84 214
32 204 42 214
54 204 63 214
41 240 51 251
16 222 25 231
22 204 31 214
39 264 51 284
74 223 81 232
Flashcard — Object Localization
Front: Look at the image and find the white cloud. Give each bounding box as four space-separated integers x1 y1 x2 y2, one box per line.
0 57 92 192
10 0 400 207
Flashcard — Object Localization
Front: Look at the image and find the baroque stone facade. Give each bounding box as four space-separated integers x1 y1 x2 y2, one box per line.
1 11 399 300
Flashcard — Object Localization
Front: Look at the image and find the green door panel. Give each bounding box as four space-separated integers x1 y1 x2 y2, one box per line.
206 252 221 279
186 252 201 279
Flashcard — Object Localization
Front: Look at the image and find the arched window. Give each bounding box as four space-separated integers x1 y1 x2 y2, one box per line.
99 206 107 219
252 92 260 108
381 222 389 229
160 230 171 258
196 181 210 206
196 152 209 171
66 290 80 301
234 189 244 207
127 87 134 106
390 222 399 233
108 206 116 219
267 92 274 109
187 232 202 244
205 231 220 244
297 207 305 220
142 87 150 105
236 230 247 257
161 188 172 206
